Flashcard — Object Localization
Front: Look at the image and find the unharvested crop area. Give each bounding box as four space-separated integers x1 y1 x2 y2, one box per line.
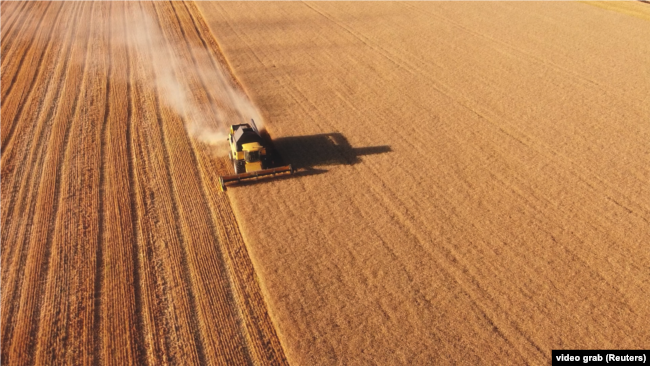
2 1 650 365
197 2 650 365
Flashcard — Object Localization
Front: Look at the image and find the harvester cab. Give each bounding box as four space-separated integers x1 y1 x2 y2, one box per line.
219 120 293 191
228 123 268 175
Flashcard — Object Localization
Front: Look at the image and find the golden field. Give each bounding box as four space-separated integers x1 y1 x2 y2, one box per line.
2 1 649 365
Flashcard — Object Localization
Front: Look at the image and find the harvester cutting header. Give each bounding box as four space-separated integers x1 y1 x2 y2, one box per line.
219 120 293 191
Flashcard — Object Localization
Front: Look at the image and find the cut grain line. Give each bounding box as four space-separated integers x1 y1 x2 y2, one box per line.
0 3 63 170
96 2 146 362
0 0 19 12
19 2 95 364
176 1 230 117
31 0 96 358
1 31 65 338
132 3 182 363
0 1 35 67
160 3 254 363
0 0 83 363
0 1 27 49
39 3 112 359
1 1 65 150
0 3 98 358
0 0 80 278
154 92 209 366
168 8 257 359
128 4 167 363
93 2 112 365
122 3 147 364
210 187 291 366
181 1 245 93
185 1 245 94
1 1 53 100
143 3 208 363
2 0 91 359
0 0 7 14
180 5 290 363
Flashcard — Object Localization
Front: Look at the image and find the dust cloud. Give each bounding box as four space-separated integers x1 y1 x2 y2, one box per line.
126 8 263 152
0 3 264 155
113 5 264 155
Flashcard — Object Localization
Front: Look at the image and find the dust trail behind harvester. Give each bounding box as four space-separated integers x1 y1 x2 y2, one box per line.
114 5 264 155
6 3 265 152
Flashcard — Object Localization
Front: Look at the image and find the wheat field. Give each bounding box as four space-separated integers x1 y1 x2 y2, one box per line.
199 2 650 364
2 1 649 365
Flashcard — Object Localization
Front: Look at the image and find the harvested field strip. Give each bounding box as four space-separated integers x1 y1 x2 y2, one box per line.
34 3 108 363
1 2 63 147
5 2 95 364
0 3 86 362
127 3 206 363
94 3 111 363
149 2 251 364
180 4 289 362
1 2 287 365
1 2 52 100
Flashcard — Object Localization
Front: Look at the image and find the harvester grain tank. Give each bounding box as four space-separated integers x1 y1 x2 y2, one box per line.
219 120 293 191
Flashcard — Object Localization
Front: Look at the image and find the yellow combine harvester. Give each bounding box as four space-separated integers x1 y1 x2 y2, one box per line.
219 120 293 191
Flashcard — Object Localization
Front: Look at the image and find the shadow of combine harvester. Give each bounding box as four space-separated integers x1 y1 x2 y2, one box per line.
225 132 391 189
273 133 391 169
